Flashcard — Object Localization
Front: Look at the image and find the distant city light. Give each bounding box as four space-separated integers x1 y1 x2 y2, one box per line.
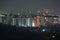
52 35 55 38
32 21 35 27
37 10 40 13
54 17 57 19
45 17 47 19
45 11 49 13
32 22 35 27
0 15 5 17
42 29 45 32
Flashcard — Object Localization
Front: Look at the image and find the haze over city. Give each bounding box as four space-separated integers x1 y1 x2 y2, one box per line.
0 0 60 15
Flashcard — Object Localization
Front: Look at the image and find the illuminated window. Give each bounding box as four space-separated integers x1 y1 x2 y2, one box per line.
42 29 45 32
32 19 35 27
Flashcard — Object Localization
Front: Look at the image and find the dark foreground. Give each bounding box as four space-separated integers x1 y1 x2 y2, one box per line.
0 23 60 40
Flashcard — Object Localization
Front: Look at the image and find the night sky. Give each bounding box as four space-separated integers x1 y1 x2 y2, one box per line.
0 0 60 15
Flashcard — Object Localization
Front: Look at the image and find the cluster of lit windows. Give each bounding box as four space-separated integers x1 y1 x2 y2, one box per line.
0 14 59 27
